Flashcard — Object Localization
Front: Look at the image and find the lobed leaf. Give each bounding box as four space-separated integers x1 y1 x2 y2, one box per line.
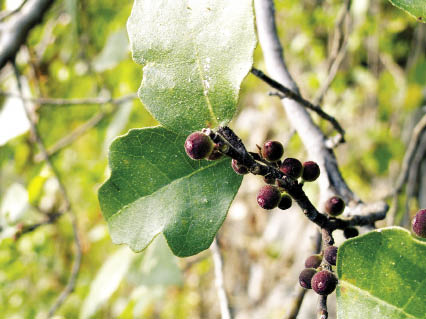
337 227 426 319
98 126 242 257
388 0 426 22
127 0 257 134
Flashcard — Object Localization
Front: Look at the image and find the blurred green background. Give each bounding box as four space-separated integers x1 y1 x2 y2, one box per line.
0 0 424 318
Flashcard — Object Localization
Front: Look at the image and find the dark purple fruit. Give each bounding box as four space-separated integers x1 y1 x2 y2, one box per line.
280 158 303 179
412 209 426 238
304 254 322 269
231 159 249 175
302 161 320 182
343 227 359 239
261 140 284 162
278 194 292 210
257 185 281 210
311 270 338 295
325 196 345 216
299 268 317 289
324 246 338 266
263 175 275 185
184 132 213 160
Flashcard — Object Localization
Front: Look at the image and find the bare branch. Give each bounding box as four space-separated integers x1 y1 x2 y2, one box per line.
251 68 345 144
211 238 232 319
253 0 356 205
12 62 82 318
0 0 29 22
387 114 426 225
0 91 137 106
313 0 352 105
0 0 55 71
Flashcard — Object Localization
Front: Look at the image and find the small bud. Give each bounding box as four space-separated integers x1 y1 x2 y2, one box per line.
280 158 303 179
302 161 320 182
184 132 214 160
299 268 317 289
257 185 281 210
304 254 323 269
343 227 359 239
207 144 223 161
412 209 426 238
263 175 275 185
311 270 338 295
231 159 249 175
278 194 292 210
261 140 284 162
324 246 338 266
325 196 345 216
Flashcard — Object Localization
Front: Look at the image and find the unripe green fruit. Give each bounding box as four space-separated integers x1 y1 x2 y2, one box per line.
299 268 317 289
231 159 249 175
184 132 213 160
412 209 426 238
304 254 322 269
324 246 338 266
261 140 284 162
280 158 303 179
325 196 345 216
311 270 338 295
278 194 292 210
343 227 359 239
302 161 320 182
257 185 281 210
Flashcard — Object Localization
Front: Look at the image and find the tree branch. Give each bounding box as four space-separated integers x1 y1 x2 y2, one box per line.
0 0 55 71
12 61 82 318
211 238 232 319
251 67 345 144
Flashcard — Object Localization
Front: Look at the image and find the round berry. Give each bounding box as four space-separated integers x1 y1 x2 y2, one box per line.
343 227 359 239
184 132 213 160
299 268 317 289
412 209 426 238
261 140 284 162
325 196 345 216
278 194 292 210
311 270 338 295
302 161 320 182
304 254 322 269
207 145 223 161
280 158 303 179
324 246 338 266
231 159 249 175
257 185 281 210
263 175 275 184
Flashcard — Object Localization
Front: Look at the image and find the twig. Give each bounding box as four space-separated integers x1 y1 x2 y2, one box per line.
12 61 82 318
251 68 345 144
0 0 29 22
211 238 232 319
34 109 110 162
0 91 137 106
318 295 328 319
287 288 307 319
386 114 426 225
313 0 352 105
0 0 55 71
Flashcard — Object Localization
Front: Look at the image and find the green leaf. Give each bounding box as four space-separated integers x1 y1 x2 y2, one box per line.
98 126 242 257
388 0 426 22
127 0 256 134
337 227 426 319
80 247 135 319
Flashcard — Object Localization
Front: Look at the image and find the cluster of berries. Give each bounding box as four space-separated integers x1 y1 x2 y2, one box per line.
232 140 320 211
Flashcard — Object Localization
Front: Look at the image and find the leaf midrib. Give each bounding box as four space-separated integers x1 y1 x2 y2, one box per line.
107 158 227 221
340 280 419 319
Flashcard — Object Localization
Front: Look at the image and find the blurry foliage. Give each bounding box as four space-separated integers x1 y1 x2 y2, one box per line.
0 0 424 318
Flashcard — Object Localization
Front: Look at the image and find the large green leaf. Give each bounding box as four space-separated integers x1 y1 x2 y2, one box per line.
337 227 426 319
388 0 426 22
98 126 242 257
127 0 256 134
